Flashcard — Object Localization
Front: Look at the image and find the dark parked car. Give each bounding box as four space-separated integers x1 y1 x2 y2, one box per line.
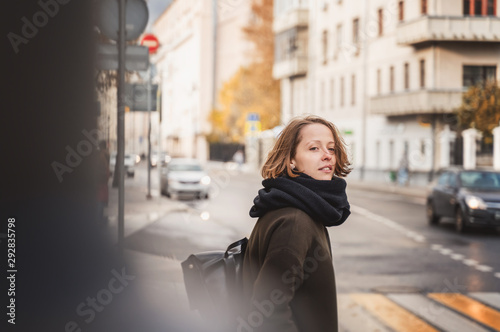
426 167 500 233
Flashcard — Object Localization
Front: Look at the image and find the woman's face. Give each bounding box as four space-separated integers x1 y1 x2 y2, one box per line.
291 123 336 181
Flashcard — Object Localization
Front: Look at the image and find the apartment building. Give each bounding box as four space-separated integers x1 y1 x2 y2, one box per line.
274 0 500 184
273 0 310 125
153 0 252 160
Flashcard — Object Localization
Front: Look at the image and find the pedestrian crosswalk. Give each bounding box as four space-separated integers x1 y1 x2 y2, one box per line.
338 292 500 332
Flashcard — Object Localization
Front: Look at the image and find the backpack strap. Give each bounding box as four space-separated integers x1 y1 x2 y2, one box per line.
224 237 248 295
224 237 248 258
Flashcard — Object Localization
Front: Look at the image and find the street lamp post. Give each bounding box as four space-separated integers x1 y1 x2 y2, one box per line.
147 65 152 199
117 0 126 247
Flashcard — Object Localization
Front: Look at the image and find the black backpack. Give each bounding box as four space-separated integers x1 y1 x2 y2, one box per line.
181 237 248 328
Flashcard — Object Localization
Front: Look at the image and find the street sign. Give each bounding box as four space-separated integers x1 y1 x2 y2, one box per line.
124 83 158 111
140 34 160 54
96 44 150 71
97 0 149 41
245 112 261 136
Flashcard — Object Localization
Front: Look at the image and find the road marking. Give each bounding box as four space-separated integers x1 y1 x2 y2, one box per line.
439 248 453 255
450 253 464 260
469 292 500 310
463 259 479 267
337 294 392 332
351 205 428 243
475 265 494 272
428 293 500 331
414 235 426 242
351 204 500 282
387 293 489 332
350 293 439 332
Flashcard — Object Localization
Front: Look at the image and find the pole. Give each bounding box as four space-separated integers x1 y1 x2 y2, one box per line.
158 75 162 195
429 115 436 182
117 0 126 247
359 0 370 180
146 65 152 199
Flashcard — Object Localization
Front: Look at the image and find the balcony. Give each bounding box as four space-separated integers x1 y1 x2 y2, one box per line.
273 8 308 34
370 89 463 116
396 16 500 45
273 56 308 80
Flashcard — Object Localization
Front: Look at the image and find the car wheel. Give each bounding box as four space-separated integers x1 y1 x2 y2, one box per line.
426 200 439 225
455 208 468 233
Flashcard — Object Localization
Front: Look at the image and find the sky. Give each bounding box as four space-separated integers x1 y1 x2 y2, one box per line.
146 0 173 31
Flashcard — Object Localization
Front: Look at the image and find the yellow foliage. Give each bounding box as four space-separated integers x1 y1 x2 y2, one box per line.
208 0 280 143
457 81 500 137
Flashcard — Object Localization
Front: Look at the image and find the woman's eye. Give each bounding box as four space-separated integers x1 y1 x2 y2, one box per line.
310 147 318 151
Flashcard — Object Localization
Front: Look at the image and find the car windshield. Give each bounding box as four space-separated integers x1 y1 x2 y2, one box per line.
169 164 202 172
460 171 500 189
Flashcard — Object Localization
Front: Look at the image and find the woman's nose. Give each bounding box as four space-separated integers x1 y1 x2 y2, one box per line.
322 149 333 160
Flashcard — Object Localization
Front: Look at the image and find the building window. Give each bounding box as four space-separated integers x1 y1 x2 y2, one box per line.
378 8 383 36
274 27 308 63
421 0 428 14
390 66 395 93
321 81 325 110
475 0 483 15
389 140 394 169
336 24 343 54
463 65 497 87
353 18 360 46
322 30 328 64
377 69 381 95
330 79 335 109
404 62 409 90
398 1 404 21
464 0 496 15
340 76 345 106
488 0 496 15
376 141 381 168
351 74 356 105
464 0 471 14
420 59 426 88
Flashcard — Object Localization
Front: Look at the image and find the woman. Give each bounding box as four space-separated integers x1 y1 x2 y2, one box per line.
241 115 351 332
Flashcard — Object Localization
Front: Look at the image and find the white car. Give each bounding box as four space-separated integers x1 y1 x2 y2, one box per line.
160 158 211 199
110 153 138 177
151 152 171 167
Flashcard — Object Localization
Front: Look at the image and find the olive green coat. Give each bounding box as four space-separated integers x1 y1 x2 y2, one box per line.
241 207 338 332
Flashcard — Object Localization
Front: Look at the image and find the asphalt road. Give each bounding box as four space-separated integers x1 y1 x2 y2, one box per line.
122 163 500 332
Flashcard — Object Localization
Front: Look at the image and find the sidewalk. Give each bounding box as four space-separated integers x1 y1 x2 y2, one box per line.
104 176 196 323
346 178 430 199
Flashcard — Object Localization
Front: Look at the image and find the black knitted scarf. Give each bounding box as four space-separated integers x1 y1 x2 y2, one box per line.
249 173 350 227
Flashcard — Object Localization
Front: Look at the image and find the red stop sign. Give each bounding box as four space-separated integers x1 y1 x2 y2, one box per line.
140 34 160 54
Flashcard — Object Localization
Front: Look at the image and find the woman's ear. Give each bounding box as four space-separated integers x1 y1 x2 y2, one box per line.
290 163 296 170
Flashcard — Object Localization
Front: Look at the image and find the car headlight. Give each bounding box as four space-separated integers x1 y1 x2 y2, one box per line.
465 195 487 210
200 175 211 185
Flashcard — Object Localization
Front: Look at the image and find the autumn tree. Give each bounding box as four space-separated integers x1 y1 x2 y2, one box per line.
209 0 280 143
457 81 500 145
